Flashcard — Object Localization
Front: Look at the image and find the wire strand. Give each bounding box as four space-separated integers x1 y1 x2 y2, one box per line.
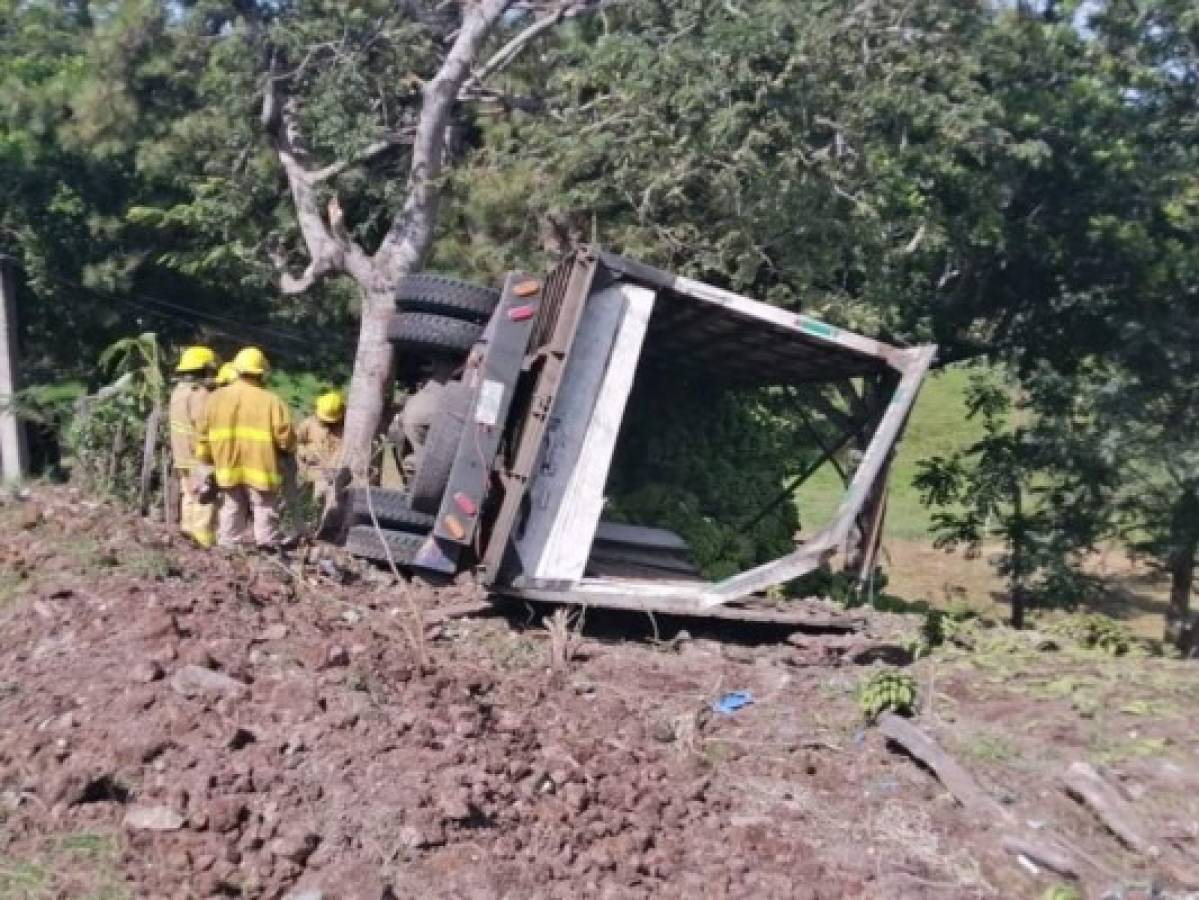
16 263 359 359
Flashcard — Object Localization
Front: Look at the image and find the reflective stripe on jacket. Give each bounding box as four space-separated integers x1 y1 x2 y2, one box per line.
195 379 295 492
169 381 209 471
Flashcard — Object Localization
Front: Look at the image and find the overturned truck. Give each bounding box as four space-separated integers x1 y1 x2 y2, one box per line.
345 248 935 625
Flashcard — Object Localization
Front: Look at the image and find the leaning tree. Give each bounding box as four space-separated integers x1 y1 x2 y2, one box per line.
255 0 604 474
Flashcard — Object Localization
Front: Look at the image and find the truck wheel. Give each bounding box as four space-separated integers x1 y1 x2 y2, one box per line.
344 524 427 566
409 382 471 514
388 312 483 357
348 488 435 530
396 274 500 323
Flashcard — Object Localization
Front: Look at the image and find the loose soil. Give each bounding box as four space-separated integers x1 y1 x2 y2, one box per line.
2 488 1197 899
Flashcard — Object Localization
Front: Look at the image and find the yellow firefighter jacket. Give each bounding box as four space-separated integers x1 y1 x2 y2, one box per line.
295 415 343 483
195 378 295 492
168 380 209 472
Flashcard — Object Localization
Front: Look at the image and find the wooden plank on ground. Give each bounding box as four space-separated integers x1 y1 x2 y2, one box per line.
878 712 1014 823
502 586 865 630
1062 762 1154 854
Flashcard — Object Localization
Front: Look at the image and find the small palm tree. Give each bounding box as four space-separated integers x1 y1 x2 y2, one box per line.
97 332 167 407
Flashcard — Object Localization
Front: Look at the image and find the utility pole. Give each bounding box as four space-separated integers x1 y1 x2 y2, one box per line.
0 254 29 483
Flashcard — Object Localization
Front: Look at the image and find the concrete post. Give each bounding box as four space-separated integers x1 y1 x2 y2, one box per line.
0 255 29 483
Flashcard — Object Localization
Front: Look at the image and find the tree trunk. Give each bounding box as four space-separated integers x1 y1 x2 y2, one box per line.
1165 489 1198 653
138 400 162 517
1010 480 1026 630
341 290 399 479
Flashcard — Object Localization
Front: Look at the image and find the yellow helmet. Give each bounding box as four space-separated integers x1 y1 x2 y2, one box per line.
176 346 217 374
315 391 345 424
214 362 238 386
232 346 269 376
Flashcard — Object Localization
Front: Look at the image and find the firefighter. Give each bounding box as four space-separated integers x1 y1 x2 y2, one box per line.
394 357 456 480
169 345 218 548
213 362 238 388
295 391 344 505
195 347 296 549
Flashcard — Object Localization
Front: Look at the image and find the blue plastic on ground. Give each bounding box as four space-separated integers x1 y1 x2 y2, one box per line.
711 690 754 715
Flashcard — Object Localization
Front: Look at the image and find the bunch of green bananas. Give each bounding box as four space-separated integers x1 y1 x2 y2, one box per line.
858 670 918 720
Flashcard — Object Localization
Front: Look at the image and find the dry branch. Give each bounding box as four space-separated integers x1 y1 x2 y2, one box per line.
544 606 584 674
423 598 495 627
463 0 613 96
878 712 1013 823
305 134 412 185
1062 762 1156 855
1061 762 1199 890
878 713 1093 885
999 835 1080 881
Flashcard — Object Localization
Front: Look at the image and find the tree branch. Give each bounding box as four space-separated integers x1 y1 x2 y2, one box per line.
462 1 610 96
263 74 354 294
375 0 514 279
306 132 414 184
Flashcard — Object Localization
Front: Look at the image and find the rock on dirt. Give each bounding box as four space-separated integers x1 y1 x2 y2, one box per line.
284 889 324 900
323 644 350 668
130 659 164 683
269 828 320 864
169 664 248 700
125 804 185 831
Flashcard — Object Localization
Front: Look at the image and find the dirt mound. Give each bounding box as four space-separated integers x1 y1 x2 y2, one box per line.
0 490 839 898
11 489 1192 898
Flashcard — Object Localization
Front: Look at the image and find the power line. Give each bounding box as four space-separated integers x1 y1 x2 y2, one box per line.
5 254 356 350
28 269 359 360
92 292 305 361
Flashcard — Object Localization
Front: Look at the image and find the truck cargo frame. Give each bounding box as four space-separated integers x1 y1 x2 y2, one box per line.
411 248 936 626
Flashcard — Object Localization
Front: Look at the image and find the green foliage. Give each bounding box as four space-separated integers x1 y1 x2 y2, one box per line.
789 570 871 607
461 0 1198 639
858 670 918 721
1046 613 1133 657
918 607 982 655
1042 885 1082 900
62 332 167 505
99 331 167 404
913 369 1105 625
0 831 128 900
7 382 85 437
64 392 150 505
268 370 343 420
604 374 804 579
796 367 988 541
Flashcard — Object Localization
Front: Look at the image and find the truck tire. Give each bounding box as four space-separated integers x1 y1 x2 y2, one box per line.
344 525 427 566
348 487 435 531
388 312 483 357
409 381 471 514
396 274 501 323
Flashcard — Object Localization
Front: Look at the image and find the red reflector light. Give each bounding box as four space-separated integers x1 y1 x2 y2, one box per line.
508 304 536 321
453 492 478 516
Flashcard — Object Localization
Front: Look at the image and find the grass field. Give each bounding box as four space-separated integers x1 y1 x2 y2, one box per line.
791 367 1171 634
793 365 984 542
